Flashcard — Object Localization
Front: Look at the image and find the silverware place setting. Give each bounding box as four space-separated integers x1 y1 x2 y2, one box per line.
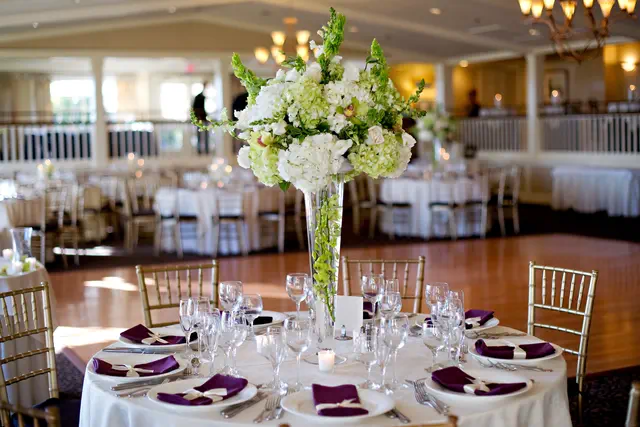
220 391 268 419
475 358 553 372
406 379 450 416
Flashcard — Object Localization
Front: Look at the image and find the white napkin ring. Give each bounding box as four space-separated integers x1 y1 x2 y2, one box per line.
315 398 364 411
465 316 482 328
505 341 527 359
111 364 155 377
141 332 169 345
463 378 491 394
183 388 228 402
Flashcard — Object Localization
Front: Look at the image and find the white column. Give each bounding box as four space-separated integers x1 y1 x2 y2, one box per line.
213 57 234 162
526 53 543 156
91 56 109 167
435 62 454 111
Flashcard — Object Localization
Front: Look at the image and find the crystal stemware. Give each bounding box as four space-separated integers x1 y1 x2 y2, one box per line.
201 312 220 375
423 322 442 373
239 294 263 341
361 274 384 318
218 311 246 376
379 291 402 320
191 297 212 363
354 325 378 390
381 314 409 394
286 273 310 319
284 318 312 392
425 282 449 327
256 326 288 394
219 281 243 312
179 298 194 357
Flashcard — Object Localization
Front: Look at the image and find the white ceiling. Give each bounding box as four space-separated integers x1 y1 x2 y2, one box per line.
0 0 638 62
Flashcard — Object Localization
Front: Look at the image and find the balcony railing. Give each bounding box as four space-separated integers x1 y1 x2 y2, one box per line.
458 116 527 152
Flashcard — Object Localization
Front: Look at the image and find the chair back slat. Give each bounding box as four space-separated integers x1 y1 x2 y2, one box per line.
550 270 556 306
20 293 28 333
576 274 586 311
558 271 566 308
541 269 546 305
1 298 11 336
402 262 410 298
135 262 219 328
11 295 20 334
568 273 577 310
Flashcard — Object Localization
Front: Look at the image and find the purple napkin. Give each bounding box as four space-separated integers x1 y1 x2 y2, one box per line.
92 355 179 377
363 302 375 320
475 339 556 359
464 309 494 329
432 366 527 396
120 324 187 345
156 374 248 406
312 384 369 417
424 316 433 327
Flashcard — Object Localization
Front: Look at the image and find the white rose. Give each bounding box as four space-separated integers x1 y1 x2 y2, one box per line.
2 249 13 260
343 63 360 82
285 68 300 82
401 131 417 148
9 261 23 275
305 62 322 82
237 146 251 169
275 69 286 81
271 121 287 135
365 126 385 145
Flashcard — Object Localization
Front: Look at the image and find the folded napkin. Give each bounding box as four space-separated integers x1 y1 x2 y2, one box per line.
424 316 433 327
251 316 273 326
432 366 527 396
475 339 556 360
120 324 187 345
363 302 375 320
312 384 369 417
464 309 494 329
156 374 248 406
92 355 179 377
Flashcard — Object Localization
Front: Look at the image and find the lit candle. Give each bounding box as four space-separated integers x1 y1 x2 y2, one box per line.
2 249 13 260
318 350 335 372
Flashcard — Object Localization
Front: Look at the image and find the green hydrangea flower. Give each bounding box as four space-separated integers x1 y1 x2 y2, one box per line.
348 129 400 179
248 145 281 186
285 76 330 129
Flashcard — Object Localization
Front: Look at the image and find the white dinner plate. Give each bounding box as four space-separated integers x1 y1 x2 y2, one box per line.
117 326 193 350
87 353 187 382
281 389 394 424
467 317 500 332
469 338 564 365
253 311 287 329
423 368 534 402
147 378 257 412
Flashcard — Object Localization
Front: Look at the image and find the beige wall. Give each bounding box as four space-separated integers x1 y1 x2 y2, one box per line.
389 63 436 104
603 42 640 101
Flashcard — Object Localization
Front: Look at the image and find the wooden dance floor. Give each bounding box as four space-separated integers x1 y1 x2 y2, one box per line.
51 233 640 376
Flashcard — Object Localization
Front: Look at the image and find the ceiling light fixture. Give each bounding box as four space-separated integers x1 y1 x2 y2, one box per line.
256 17 312 65
271 31 286 46
430 8 442 15
254 47 270 64
518 0 637 63
459 60 469 67
621 61 637 71
296 30 310 45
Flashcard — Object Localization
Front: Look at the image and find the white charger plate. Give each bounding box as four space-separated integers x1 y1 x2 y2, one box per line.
469 338 564 365
117 326 193 350
423 368 534 402
281 389 394 424
253 310 287 329
147 378 257 412
88 353 187 382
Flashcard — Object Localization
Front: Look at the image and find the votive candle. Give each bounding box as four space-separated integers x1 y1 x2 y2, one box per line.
318 350 335 372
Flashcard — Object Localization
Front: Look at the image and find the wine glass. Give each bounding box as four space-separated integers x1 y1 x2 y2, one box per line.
447 297 465 366
217 311 246 376
448 289 465 307
179 298 195 357
219 281 243 312
381 314 409 394
425 282 449 326
284 318 312 392
354 325 378 390
201 312 220 375
256 326 288 394
361 275 384 318
423 322 442 373
239 294 263 341
228 314 249 377
384 279 400 294
191 297 212 363
379 291 402 320
286 273 310 319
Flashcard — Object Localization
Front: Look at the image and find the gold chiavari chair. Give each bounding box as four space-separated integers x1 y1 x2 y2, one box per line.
627 381 640 427
528 261 598 419
341 256 426 313
135 262 220 328
0 400 59 427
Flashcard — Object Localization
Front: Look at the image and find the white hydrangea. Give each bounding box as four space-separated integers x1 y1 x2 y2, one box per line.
324 80 371 115
386 132 416 178
328 114 348 133
343 63 360 82
237 146 251 169
235 81 288 130
277 134 353 193
305 62 322 82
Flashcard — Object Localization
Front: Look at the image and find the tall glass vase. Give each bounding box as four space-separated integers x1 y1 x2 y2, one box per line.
303 174 345 328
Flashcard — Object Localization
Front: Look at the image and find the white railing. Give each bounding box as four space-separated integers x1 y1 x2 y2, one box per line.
458 117 527 152
541 114 640 153
0 123 93 164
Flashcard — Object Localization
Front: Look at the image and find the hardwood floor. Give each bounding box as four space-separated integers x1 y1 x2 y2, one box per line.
50 233 640 377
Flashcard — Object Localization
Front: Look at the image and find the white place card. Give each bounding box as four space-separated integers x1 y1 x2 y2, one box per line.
334 295 363 336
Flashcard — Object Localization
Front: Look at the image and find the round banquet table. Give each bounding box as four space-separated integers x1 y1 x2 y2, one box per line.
0 262 56 407
0 196 44 250
79 324 571 427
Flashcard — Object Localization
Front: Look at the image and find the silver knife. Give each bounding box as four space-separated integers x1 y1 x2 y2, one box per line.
111 373 185 391
221 392 268 419
391 408 411 424
102 347 176 354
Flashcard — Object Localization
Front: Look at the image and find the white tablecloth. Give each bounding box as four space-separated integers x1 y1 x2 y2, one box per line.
0 197 44 250
154 186 281 255
552 166 640 217
0 264 55 407
80 324 571 427
379 178 488 238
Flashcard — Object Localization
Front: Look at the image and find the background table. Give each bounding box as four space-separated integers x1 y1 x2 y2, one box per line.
80 325 571 427
0 197 43 250
552 166 640 217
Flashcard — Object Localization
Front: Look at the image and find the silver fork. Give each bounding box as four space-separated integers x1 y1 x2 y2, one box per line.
416 382 449 415
253 394 279 423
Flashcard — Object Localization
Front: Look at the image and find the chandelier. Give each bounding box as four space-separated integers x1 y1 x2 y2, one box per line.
254 17 310 65
517 0 637 62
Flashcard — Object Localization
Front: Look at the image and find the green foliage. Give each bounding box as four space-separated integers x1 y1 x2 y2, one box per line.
279 181 291 192
368 39 389 91
231 53 267 105
282 55 307 73
318 8 346 84
285 122 330 141
190 108 236 135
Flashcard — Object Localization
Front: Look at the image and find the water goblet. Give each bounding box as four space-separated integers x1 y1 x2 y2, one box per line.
379 291 402 320
239 294 263 341
284 318 312 392
201 312 220 375
425 282 449 327
362 275 384 318
384 279 400 294
286 273 310 319
354 325 379 390
218 311 246 376
219 281 243 312
228 314 249 377
381 314 409 394
423 322 442 373
179 298 195 357
256 326 288 394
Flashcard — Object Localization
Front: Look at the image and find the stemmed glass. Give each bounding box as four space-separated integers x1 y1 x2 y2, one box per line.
361 275 384 318
423 322 442 373
219 281 243 312
239 294 263 341
284 318 312 392
179 298 195 357
354 325 378 390
202 312 221 375
286 273 310 319
447 297 466 366
381 314 409 394
425 282 449 329
256 326 288 394
384 279 400 294
218 311 248 376
192 297 212 364
379 291 402 320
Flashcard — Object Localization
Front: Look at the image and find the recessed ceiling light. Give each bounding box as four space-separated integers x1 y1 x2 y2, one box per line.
529 28 540 36
459 60 469 67
349 26 359 33
32 22 39 28
168 6 177 13
430 8 442 15
283 16 298 25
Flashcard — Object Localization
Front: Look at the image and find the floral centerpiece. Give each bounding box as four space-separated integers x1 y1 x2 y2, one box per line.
192 8 425 321
414 106 458 165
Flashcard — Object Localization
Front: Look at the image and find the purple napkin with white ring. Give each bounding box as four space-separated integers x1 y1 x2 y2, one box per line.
312 384 369 417
475 339 556 360
363 302 375 320
156 374 248 406
92 355 179 377
120 324 188 345
432 366 528 396
464 309 494 329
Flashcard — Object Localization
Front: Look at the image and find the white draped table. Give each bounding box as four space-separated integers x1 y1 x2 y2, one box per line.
379 177 488 238
0 197 44 250
552 166 640 217
80 324 571 427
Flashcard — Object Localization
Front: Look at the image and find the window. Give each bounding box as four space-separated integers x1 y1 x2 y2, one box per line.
49 77 118 122
160 82 189 121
